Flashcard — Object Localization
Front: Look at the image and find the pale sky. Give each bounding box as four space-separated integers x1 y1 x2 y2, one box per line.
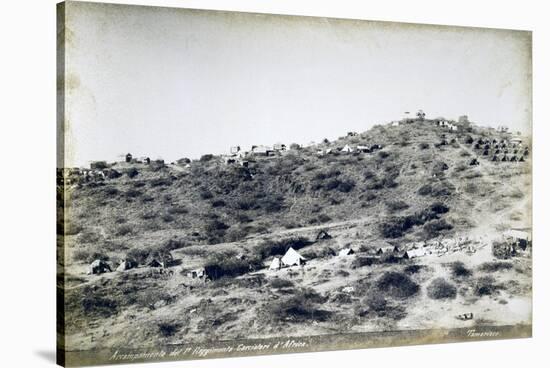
62 1 532 167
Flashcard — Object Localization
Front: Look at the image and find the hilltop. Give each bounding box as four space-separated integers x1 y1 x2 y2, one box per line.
58 117 532 350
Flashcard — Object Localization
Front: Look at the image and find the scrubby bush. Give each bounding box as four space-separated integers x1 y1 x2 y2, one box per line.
158 322 179 337
314 169 341 180
125 189 142 198
450 261 472 278
426 278 457 299
126 167 139 178
199 188 213 200
386 200 409 212
418 184 432 196
114 224 134 236
352 257 379 268
430 202 449 214
211 199 226 208
270 278 294 289
376 271 419 298
478 261 513 273
363 170 376 180
103 187 119 196
204 254 261 280
224 226 251 242
81 295 117 318
474 276 500 296
150 177 172 187
199 154 214 162
404 264 424 274
258 194 285 213
268 289 330 322
423 219 453 238
257 237 311 259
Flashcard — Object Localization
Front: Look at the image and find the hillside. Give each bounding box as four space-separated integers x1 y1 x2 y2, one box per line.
57 118 532 350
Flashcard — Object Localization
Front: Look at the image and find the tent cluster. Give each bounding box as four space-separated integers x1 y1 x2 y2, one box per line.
87 257 165 275
471 136 529 164
317 143 383 156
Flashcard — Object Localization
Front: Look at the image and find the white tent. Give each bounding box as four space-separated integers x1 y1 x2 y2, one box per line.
281 247 306 267
341 144 353 153
269 257 282 270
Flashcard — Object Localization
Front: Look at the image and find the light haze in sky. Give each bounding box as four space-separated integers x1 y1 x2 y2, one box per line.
62 2 532 167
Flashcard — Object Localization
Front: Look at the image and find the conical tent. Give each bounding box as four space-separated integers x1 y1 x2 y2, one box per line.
281 247 306 266
341 144 353 153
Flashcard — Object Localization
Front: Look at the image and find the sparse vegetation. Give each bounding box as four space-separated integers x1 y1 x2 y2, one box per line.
376 271 419 299
426 278 457 299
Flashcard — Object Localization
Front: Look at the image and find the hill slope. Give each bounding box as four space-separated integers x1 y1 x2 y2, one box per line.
58 119 532 350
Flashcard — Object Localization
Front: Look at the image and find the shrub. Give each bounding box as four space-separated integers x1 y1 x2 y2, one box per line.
270 278 294 289
363 170 376 180
103 187 119 196
268 291 331 323
418 184 432 196
257 237 311 259
204 254 262 280
126 168 139 178
404 265 424 274
378 151 390 159
114 224 134 236
450 261 472 278
323 178 356 192
258 195 285 213
418 142 430 150
125 189 142 198
150 177 172 187
426 278 457 299
211 199 226 208
161 238 186 252
365 294 387 312
380 205 446 239
90 161 108 170
376 271 419 298
199 188 213 200
177 158 191 165
386 200 409 212
224 226 251 242
314 169 341 180
199 154 214 162
474 276 500 296
158 322 179 337
423 219 453 238
352 257 379 268
81 295 117 318
478 261 513 273
430 202 449 214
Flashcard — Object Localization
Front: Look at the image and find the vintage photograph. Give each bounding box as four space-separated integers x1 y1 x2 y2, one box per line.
57 1 532 366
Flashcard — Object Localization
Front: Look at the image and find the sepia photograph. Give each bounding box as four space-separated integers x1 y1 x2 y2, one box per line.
57 1 532 366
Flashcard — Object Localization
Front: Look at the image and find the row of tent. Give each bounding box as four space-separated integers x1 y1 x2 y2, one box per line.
87 258 164 275
267 243 453 271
